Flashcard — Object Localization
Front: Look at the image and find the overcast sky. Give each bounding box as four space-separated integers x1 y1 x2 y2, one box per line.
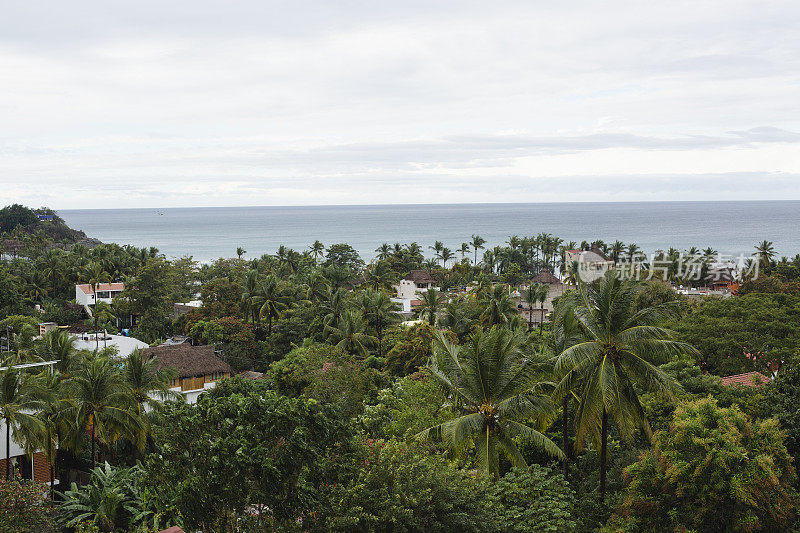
2 1 800 209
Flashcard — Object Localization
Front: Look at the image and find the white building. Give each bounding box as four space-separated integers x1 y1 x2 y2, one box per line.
394 270 438 299
71 333 150 357
75 282 125 306
564 248 615 283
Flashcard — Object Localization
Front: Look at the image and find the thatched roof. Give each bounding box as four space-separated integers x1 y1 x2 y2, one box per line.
404 270 436 284
142 344 231 378
532 269 562 285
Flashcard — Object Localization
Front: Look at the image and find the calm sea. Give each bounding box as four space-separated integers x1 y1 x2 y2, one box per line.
57 201 800 263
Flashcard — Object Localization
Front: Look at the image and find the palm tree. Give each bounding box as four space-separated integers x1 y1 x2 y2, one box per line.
81 261 112 349
626 243 640 263
418 327 564 477
480 284 517 327
309 240 325 264
610 241 626 264
1 364 45 479
236 247 246 259
241 269 261 327
418 288 446 326
754 240 775 272
536 283 549 329
471 234 486 265
361 290 402 358
459 243 470 261
66 355 143 467
439 247 454 268
256 274 289 334
31 367 67 498
122 350 180 449
326 311 377 358
374 243 391 262
522 284 539 330
429 241 444 264
36 328 82 377
94 302 117 348
554 272 695 503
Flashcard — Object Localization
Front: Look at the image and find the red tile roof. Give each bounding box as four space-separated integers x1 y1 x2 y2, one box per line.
719 371 770 388
158 528 186 533
76 282 125 294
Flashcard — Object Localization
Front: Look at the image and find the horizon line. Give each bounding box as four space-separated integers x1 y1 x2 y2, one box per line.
53 198 800 212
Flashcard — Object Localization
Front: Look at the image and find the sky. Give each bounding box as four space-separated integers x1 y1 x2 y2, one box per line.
2 1 800 209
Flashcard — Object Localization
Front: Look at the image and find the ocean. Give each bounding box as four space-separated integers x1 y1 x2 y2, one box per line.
57 201 800 264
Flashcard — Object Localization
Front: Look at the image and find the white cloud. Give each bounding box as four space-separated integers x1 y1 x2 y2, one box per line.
1 1 799 208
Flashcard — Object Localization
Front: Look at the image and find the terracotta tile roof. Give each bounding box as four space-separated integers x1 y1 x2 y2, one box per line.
142 344 232 379
158 528 186 533
719 371 770 388
76 282 125 294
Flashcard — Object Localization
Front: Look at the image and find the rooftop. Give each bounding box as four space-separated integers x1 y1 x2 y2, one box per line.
142 344 232 378
719 371 771 388
404 270 437 284
76 282 125 295
532 269 562 284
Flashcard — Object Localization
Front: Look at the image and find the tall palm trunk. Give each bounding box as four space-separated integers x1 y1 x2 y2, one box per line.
5 420 10 480
49 464 54 500
91 419 96 468
562 396 569 479
528 306 533 330
600 409 608 504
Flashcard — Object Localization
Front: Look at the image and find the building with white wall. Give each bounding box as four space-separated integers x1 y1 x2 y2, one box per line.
75 282 125 306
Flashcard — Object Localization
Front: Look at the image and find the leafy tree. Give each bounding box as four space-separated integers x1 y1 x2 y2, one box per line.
764 360 800 467
670 293 800 375
487 466 577 533
384 323 457 376
0 475 57 533
59 462 139 532
419 327 564 478
608 397 798 532
325 439 495 532
325 243 364 272
145 378 351 530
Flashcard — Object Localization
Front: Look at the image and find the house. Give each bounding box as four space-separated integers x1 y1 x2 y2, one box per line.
519 269 570 323
142 344 232 404
564 247 615 282
0 360 59 485
395 270 438 299
705 266 739 293
391 297 413 320
719 371 770 388
38 322 59 336
75 282 125 306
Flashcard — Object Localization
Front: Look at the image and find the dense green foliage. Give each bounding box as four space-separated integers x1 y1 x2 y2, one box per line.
3 206 800 531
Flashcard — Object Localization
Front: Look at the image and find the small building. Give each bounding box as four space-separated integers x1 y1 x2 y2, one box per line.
38 322 59 336
519 269 570 323
36 213 54 221
719 371 771 388
395 270 438 299
391 297 414 320
564 247 615 283
705 266 739 293
142 344 232 404
75 282 125 306
71 332 150 357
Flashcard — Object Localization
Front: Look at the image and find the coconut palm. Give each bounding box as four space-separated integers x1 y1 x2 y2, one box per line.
471 234 486 265
1 364 46 479
360 290 402 358
31 367 68 498
325 310 377 358
536 283 549 329
418 287 446 326
429 241 444 263
66 355 143 467
36 328 82 377
309 240 325 264
240 269 261 327
554 272 695 503
480 284 517 327
521 284 539 330
609 241 626 264
754 240 775 272
236 247 246 260
459 242 471 261
439 247 454 268
256 274 289 334
418 327 564 477
374 243 391 262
